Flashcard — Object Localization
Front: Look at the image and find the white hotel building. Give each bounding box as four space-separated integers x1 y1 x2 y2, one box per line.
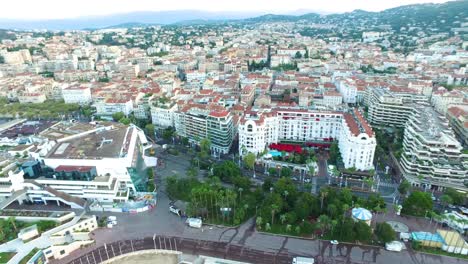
239 108 376 171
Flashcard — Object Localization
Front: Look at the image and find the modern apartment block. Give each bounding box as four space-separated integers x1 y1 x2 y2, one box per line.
367 87 428 128
175 104 234 155
239 108 376 171
400 104 467 192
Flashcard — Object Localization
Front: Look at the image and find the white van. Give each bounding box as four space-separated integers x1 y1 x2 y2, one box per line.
186 218 202 229
292 257 314 264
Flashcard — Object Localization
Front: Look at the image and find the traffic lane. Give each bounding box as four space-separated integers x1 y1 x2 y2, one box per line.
244 233 463 264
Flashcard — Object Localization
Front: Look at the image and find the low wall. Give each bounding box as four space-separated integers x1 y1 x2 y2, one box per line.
0 211 75 223
101 249 181 264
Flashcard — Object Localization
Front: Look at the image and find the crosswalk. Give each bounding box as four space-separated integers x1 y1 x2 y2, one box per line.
378 182 398 188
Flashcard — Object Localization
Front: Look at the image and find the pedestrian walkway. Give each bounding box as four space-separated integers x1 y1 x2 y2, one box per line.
0 209 86 264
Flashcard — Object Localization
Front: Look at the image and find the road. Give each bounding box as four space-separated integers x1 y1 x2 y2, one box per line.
58 191 465 264
54 146 464 264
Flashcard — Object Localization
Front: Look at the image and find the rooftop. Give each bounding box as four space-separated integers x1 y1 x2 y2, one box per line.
45 123 133 160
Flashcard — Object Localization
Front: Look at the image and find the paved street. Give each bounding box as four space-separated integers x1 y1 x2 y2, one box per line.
57 195 465 264
51 146 465 264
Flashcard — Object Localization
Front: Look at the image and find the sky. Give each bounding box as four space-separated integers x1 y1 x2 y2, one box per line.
1 0 450 20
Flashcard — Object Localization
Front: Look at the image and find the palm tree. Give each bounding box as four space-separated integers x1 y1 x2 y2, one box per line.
330 219 338 236
271 204 279 226
280 214 287 225
256 217 263 229
320 190 328 210
318 215 331 234
8 217 17 232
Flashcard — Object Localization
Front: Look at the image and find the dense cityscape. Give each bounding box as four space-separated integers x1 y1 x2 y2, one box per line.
0 1 467 264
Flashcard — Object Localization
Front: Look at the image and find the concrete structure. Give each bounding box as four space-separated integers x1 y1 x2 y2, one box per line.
400 104 467 192
43 216 98 261
0 121 155 208
367 87 428 127
175 105 234 155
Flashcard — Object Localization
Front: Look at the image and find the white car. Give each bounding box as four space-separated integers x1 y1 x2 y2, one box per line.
304 179 311 183
330 240 339 245
169 205 181 216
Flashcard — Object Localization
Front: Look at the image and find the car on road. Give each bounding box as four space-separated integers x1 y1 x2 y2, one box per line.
330 240 339 245
169 205 181 216
292 177 299 181
186 218 202 228
292 256 314 264
304 178 311 183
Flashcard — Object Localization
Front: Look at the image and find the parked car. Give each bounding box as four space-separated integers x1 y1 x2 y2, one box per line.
169 205 181 216
186 218 202 228
304 179 311 183
292 257 314 264
330 240 339 245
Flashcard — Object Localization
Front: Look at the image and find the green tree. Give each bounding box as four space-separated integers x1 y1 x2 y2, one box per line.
439 194 454 211
268 167 277 176
398 179 411 196
354 221 372 243
329 142 341 165
375 222 396 243
112 112 125 122
213 161 241 183
119 117 131 125
443 187 465 205
280 167 292 177
200 138 211 154
401 191 433 217
295 51 302 59
145 124 155 137
243 152 256 177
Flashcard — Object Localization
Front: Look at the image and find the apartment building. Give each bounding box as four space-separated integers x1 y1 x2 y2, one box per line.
62 85 92 105
431 88 465 115
400 104 467 192
95 98 133 116
367 87 428 127
239 108 376 171
336 78 357 104
175 105 234 155
150 103 176 129
447 106 468 147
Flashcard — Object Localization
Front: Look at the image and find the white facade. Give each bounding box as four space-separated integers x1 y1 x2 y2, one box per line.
95 99 133 116
339 112 376 170
336 78 357 104
431 89 465 115
400 104 467 192
62 86 92 105
239 108 376 171
150 105 175 129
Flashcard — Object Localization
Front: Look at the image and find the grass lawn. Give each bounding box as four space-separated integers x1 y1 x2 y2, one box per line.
0 220 57 244
260 223 316 238
0 252 16 264
416 246 468 260
18 248 40 264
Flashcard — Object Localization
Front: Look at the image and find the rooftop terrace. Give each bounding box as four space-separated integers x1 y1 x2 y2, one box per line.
45 123 133 160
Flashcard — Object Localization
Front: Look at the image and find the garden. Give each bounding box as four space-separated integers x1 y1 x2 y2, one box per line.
0 218 57 244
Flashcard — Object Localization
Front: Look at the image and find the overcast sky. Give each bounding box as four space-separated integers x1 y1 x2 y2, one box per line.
1 0 450 20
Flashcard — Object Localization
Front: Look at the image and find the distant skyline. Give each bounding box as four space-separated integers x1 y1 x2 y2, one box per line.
1 0 450 20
